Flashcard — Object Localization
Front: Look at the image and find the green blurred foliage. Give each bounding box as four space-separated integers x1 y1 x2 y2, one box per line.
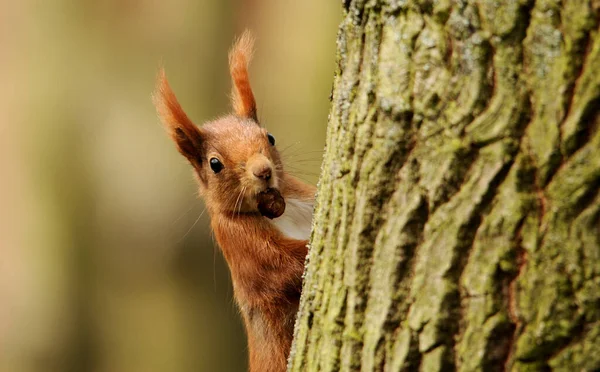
0 1 340 371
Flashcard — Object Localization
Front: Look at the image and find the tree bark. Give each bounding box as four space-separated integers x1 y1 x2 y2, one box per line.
289 1 600 371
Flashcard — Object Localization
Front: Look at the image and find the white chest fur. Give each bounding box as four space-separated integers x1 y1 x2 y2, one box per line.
268 198 314 241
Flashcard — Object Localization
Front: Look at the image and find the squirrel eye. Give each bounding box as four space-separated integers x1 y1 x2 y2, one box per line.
267 133 276 146
209 157 224 173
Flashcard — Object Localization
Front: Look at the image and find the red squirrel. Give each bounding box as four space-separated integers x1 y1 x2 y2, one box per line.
153 31 316 372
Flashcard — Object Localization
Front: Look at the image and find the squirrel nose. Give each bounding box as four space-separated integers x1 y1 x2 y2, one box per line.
253 166 272 181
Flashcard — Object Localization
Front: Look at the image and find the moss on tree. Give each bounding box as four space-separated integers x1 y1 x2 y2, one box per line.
290 1 600 371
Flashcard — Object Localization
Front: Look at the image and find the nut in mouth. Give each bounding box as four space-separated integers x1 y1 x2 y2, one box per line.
256 188 286 219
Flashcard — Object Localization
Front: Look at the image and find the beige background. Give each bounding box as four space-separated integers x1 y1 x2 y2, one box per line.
0 1 340 371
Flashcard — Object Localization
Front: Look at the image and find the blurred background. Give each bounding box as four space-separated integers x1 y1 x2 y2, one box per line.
0 1 340 371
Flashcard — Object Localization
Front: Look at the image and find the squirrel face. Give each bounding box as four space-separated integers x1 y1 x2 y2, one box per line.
194 116 284 214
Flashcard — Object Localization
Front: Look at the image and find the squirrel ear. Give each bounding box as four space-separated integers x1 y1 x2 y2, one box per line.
153 68 203 163
229 30 258 122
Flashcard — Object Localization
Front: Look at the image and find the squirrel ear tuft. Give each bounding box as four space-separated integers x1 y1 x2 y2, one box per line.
229 30 258 122
153 68 203 162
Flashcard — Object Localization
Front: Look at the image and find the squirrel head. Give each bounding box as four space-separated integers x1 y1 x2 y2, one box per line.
153 31 284 216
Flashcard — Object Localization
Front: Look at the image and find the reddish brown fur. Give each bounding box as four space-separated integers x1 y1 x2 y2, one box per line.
229 30 258 121
153 31 316 372
153 69 203 165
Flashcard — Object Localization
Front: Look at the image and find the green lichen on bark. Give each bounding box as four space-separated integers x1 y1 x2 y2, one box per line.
289 0 600 371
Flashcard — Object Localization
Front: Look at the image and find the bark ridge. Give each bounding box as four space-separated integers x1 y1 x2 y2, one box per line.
290 1 600 371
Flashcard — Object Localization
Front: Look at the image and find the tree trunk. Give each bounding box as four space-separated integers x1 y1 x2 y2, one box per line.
289 1 600 371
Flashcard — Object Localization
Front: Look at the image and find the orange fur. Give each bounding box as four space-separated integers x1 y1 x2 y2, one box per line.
212 193 309 372
229 30 258 121
153 32 316 372
153 69 203 165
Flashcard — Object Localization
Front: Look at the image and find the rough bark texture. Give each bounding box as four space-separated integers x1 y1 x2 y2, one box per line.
289 1 600 371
